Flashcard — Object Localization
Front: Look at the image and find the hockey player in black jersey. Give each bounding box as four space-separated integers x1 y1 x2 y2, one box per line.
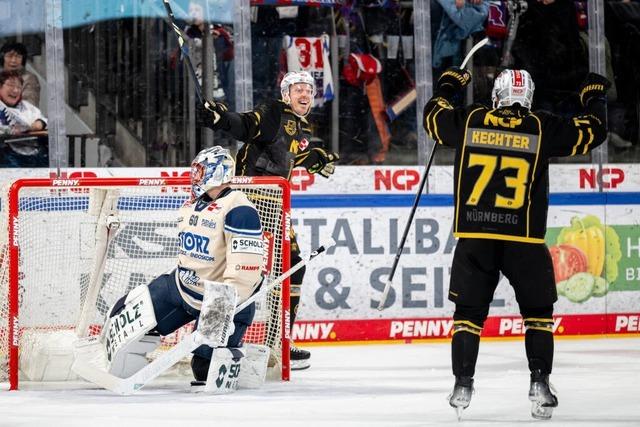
423 67 610 420
197 71 339 370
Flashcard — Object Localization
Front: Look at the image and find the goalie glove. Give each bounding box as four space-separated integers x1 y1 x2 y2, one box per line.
295 147 340 178
197 100 229 130
436 66 471 97
579 72 611 107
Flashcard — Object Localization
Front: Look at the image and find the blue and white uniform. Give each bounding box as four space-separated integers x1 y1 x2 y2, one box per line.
144 187 263 348
175 187 263 308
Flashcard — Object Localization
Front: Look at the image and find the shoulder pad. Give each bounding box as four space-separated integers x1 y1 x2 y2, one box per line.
225 204 262 237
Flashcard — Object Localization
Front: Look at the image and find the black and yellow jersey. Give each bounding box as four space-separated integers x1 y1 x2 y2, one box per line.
218 98 316 180
423 97 607 243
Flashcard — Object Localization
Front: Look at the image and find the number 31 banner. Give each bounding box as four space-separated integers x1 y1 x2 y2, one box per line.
285 35 334 106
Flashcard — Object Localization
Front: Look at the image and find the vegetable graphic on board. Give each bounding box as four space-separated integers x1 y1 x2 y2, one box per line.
549 215 622 303
548 244 588 282
558 217 604 276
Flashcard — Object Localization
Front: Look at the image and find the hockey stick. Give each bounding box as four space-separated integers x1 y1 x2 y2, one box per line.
461 37 488 69
376 142 437 311
376 37 488 311
162 0 217 107
72 240 333 395
235 239 334 314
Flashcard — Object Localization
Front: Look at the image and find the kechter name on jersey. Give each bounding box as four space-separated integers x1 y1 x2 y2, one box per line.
468 128 534 152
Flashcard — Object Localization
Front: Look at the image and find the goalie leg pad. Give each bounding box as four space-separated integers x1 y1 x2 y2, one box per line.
103 285 159 378
108 333 161 379
238 344 270 389
202 347 245 394
198 281 238 347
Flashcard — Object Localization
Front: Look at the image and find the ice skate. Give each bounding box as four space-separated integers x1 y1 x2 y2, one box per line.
529 370 558 420
290 343 311 370
448 376 474 421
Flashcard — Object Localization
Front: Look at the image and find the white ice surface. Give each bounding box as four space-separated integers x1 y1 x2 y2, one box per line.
1 337 639 426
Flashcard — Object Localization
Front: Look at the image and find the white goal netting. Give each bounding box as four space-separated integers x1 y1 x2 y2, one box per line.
0 176 290 390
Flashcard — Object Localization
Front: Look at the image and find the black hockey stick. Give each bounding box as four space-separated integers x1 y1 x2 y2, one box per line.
162 0 213 108
376 142 437 310
376 38 488 311
235 240 334 313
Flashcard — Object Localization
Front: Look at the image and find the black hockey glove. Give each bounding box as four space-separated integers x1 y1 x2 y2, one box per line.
197 100 229 130
579 73 611 107
296 147 340 178
436 66 472 96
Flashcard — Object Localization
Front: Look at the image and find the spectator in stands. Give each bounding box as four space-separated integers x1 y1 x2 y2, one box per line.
511 0 588 114
605 0 640 150
0 70 48 167
0 42 41 107
432 0 488 74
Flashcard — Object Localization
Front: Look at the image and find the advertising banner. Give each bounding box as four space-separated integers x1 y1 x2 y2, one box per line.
292 201 640 342
1 165 638 343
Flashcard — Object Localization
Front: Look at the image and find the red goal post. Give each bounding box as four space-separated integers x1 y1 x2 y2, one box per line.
0 176 291 390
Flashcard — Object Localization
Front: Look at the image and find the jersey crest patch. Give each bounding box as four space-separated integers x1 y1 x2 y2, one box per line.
298 138 309 151
284 119 297 136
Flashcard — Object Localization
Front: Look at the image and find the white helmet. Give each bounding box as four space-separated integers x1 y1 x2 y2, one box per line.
491 69 535 109
280 71 316 113
190 146 235 199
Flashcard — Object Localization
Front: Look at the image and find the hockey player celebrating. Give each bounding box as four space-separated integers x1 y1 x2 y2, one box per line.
198 71 340 370
423 68 609 420
77 146 265 393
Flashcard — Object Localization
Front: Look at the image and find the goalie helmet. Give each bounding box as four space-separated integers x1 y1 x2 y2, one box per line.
280 71 316 112
491 69 535 109
190 146 235 199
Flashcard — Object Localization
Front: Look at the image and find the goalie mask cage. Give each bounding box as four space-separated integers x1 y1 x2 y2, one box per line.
0 176 291 390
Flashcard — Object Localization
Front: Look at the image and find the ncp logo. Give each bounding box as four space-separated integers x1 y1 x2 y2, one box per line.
579 168 625 189
374 169 420 191
291 169 315 191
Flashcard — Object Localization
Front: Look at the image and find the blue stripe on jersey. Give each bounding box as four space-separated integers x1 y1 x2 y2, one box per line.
179 282 204 301
224 205 262 236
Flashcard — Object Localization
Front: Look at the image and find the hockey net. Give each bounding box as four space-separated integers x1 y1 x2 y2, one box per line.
0 176 290 390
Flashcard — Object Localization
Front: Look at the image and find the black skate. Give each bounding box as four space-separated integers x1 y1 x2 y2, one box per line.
529 370 558 420
290 343 310 371
448 376 474 421
190 380 206 393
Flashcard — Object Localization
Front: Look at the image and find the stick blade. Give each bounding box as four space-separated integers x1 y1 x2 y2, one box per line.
460 37 489 69
377 278 394 311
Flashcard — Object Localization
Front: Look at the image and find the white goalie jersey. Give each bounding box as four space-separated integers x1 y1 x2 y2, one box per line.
176 188 264 309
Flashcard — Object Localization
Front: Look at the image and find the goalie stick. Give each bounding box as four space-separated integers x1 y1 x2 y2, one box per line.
72 239 334 395
376 38 488 311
